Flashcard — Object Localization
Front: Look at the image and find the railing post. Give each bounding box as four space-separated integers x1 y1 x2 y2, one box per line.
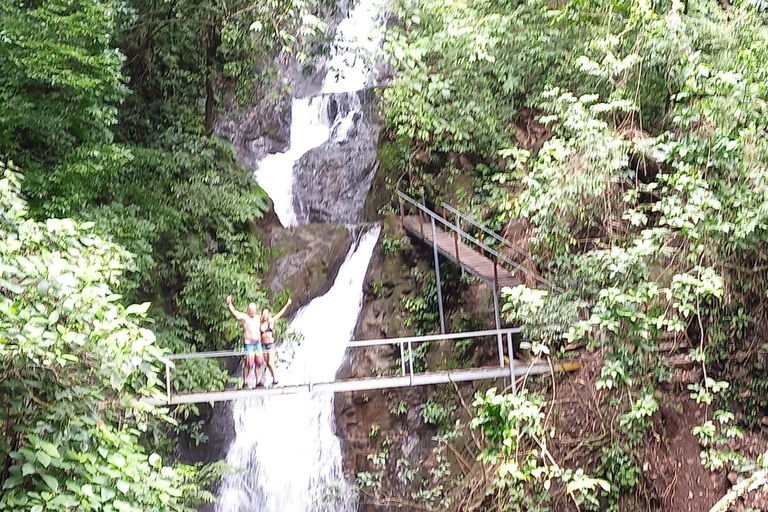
493 283 503 367
165 361 172 405
431 215 447 335
400 342 406 376
454 230 460 265
407 340 414 386
419 197 426 238
493 257 499 291
479 231 484 256
455 212 464 278
399 196 405 228
507 332 517 394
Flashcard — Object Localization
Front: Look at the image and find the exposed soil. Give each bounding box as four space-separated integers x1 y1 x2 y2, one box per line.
549 353 768 512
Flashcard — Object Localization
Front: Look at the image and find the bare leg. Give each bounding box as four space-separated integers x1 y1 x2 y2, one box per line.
264 352 277 383
243 354 255 389
243 364 250 389
255 364 264 387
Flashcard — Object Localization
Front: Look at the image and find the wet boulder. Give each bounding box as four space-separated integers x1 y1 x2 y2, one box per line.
292 90 380 224
265 223 352 308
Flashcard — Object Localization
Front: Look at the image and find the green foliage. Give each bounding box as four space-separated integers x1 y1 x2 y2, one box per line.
402 267 440 335
383 0 604 154
381 235 409 255
0 0 128 212
389 400 408 416
384 0 768 506
419 394 456 430
0 164 216 511
596 444 641 511
471 388 608 511
1 0 288 363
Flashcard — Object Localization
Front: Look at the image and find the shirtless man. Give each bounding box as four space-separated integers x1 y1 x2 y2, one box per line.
227 296 264 389
260 297 292 387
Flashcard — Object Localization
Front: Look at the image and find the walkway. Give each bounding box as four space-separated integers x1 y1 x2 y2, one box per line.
402 215 521 289
397 190 559 292
145 328 581 406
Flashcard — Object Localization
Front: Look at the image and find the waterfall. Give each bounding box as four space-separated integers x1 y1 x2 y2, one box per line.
255 96 333 227
216 227 380 512
217 0 386 510
253 0 385 229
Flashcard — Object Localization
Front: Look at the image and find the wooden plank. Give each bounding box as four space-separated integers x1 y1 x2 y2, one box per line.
403 216 522 287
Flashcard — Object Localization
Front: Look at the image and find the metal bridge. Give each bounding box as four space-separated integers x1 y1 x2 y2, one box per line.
396 191 562 337
141 196 579 407
146 328 580 406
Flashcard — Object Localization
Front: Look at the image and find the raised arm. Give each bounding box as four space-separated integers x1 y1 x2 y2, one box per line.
226 295 247 321
272 296 292 321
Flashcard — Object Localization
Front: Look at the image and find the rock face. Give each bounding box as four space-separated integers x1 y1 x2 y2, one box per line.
333 215 440 510
214 98 292 171
293 91 380 224
265 223 352 307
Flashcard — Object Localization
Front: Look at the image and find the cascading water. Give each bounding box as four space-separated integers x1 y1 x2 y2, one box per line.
216 227 380 512
217 0 386 510
253 0 385 229
255 97 332 227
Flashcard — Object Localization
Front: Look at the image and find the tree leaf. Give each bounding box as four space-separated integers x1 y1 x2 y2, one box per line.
2 475 23 489
41 473 59 492
116 480 130 494
36 451 51 468
38 441 60 458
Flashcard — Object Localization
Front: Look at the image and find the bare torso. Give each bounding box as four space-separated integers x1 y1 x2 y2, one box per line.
241 316 261 343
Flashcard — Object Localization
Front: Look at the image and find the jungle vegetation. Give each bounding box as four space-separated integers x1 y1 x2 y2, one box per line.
369 0 768 509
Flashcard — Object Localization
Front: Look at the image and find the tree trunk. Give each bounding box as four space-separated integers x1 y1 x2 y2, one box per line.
204 22 220 135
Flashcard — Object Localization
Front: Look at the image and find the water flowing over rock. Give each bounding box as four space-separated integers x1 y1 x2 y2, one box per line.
212 0 388 509
216 227 380 512
293 91 380 224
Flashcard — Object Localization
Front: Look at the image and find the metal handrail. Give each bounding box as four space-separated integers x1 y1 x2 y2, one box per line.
398 191 562 292
441 202 531 261
166 328 522 360
398 192 512 265
162 327 522 403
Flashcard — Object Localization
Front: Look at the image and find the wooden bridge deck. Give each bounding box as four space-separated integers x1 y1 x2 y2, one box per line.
403 215 522 289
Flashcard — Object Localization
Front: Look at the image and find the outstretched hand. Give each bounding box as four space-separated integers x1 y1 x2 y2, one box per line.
226 295 233 305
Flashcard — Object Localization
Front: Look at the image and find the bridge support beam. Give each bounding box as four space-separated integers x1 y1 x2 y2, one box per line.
431 215 447 335
507 332 517 394
493 282 503 367
143 362 574 406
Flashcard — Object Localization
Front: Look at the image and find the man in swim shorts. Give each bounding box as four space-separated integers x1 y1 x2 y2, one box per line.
227 295 264 389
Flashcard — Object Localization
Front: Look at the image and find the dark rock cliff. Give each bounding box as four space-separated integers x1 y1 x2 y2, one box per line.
293 91 381 224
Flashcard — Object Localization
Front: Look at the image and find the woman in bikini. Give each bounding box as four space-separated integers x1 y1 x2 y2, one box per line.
260 296 292 387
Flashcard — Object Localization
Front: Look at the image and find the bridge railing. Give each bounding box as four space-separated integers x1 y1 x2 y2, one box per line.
396 191 561 292
440 202 558 283
161 327 522 404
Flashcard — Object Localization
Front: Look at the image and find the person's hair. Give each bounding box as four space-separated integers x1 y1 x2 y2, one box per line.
261 308 270 318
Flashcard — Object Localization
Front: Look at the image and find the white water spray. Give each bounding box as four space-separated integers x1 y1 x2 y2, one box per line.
219 0 385 509
217 227 380 512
